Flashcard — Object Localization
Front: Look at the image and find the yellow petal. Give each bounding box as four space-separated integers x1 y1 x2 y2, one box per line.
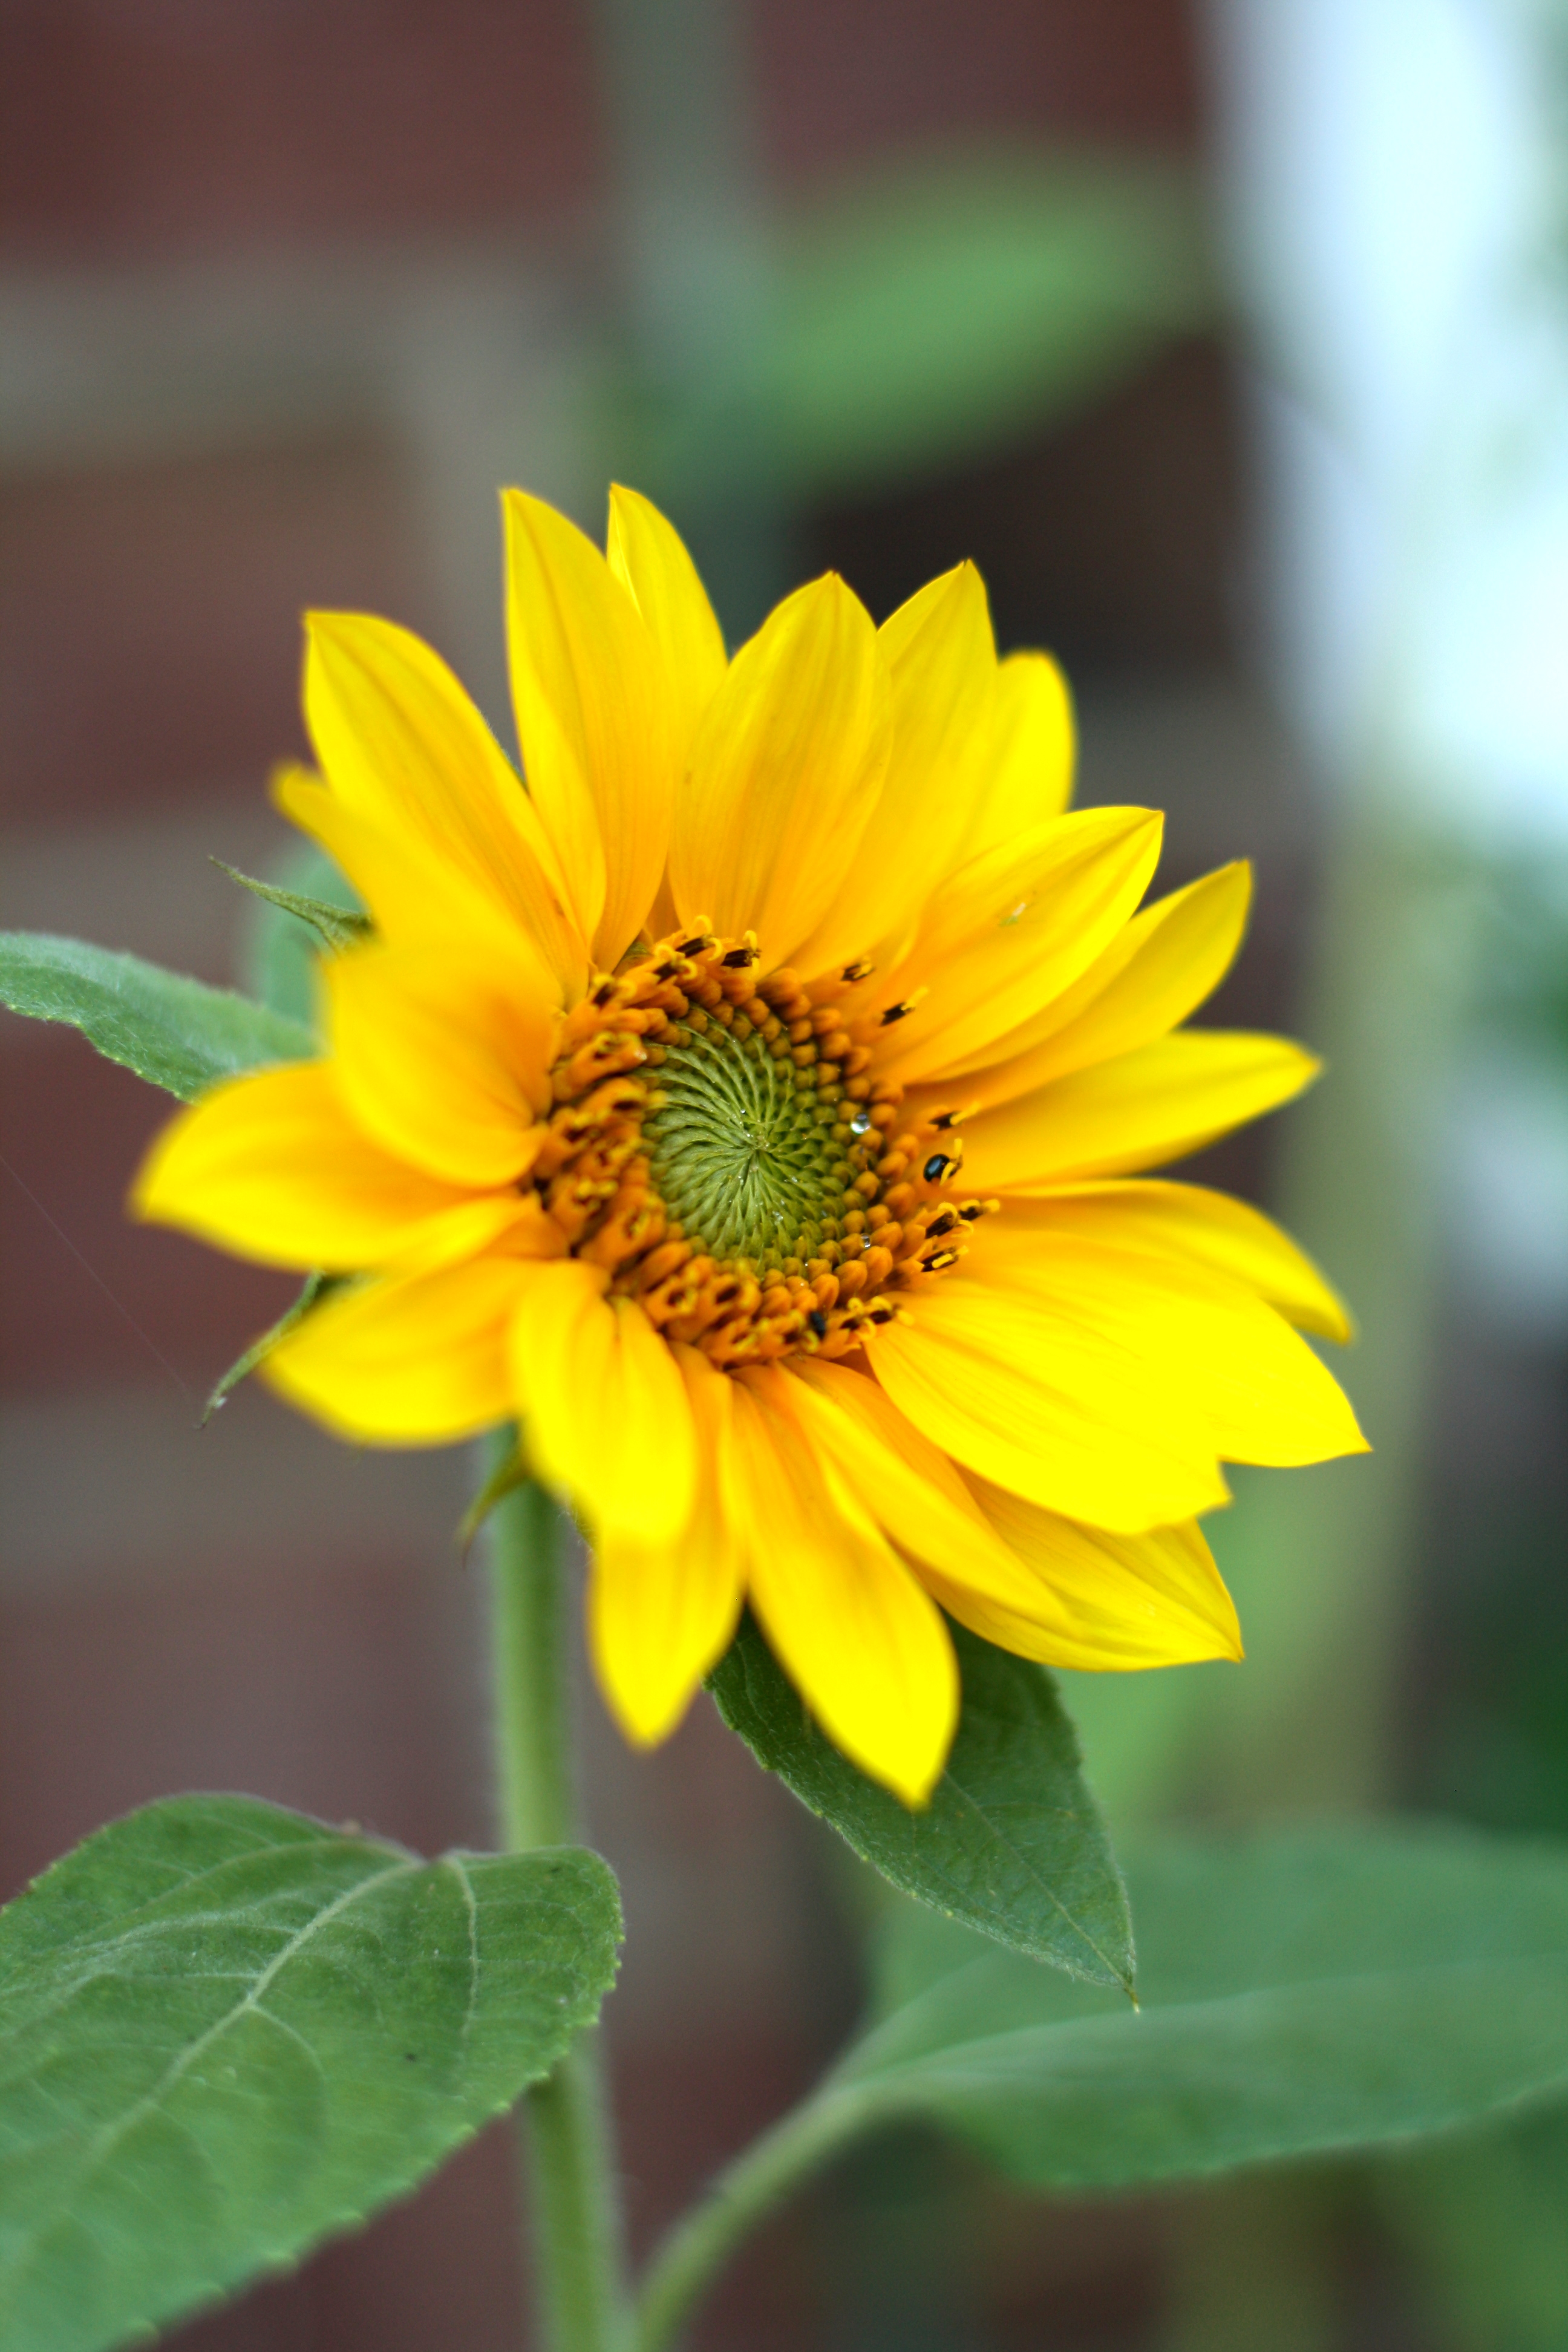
972 1218 1367 1470
376 1191 567 1277
723 1376 958 1804
262 1255 538 1443
871 806 1165 1085
866 1275 1230 1533
273 768 566 984
587 1345 743 1746
935 1481 1242 1670
131 1061 488 1272
961 648 1076 860
326 941 554 1188
956 1031 1322 1191
509 1261 697 1544
504 490 673 970
302 613 584 991
933 860 1253 1102
668 573 892 964
779 1357 1072 1631
606 485 728 768
794 563 996 978
996 1181 1352 1342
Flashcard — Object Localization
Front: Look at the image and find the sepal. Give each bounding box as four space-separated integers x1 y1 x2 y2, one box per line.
213 860 373 953
201 1270 339 1422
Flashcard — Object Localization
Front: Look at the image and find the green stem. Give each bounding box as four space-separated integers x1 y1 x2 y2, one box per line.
487 1437 629 2352
634 2087 866 2352
490 1471 576 1852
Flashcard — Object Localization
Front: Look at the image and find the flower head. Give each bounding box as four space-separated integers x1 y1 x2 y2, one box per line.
134 487 1366 1803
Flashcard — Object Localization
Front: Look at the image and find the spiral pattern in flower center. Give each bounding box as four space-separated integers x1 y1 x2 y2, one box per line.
528 928 990 1371
643 996 863 1264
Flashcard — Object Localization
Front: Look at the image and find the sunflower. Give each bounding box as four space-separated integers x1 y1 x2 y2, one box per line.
134 486 1365 1803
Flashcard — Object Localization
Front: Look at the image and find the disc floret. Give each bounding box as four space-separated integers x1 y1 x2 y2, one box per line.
532 930 993 1371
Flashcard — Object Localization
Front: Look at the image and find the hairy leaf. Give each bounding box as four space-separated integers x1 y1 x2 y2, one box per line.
0 932 315 1101
709 1616 1131 1992
0 1794 621 2352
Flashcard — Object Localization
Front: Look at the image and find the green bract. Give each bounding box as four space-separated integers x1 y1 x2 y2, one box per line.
211 862 373 956
0 1796 621 2352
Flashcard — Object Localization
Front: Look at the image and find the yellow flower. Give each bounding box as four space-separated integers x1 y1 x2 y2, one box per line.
134 486 1366 1803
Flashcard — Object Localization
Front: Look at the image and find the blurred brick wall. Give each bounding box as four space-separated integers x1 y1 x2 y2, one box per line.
1 1 1198 265
0 2 601 260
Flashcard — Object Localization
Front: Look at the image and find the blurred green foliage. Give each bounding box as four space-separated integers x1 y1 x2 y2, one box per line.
616 148 1214 514
1383 2105 1568 2351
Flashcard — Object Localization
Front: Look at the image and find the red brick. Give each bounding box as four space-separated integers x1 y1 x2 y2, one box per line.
1 437 436 826
1 1027 298 1394
757 0 1203 186
0 1 599 265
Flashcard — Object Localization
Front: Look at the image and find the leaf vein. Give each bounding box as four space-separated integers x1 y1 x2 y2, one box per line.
932 1769 1126 1985
0 1857 418 2299
441 1857 482 2048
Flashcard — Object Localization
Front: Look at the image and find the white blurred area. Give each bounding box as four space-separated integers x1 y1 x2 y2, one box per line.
1210 0 1568 1340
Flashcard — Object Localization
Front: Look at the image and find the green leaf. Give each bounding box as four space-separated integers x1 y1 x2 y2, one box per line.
0 1794 621 2352
212 861 373 955
773 152 1213 495
1382 2105 1568 2351
844 1822 1568 2190
708 1616 1131 1993
0 932 316 1102
634 1823 1568 2352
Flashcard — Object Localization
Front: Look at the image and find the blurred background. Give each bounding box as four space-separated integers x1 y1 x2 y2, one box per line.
4 1 1568 2344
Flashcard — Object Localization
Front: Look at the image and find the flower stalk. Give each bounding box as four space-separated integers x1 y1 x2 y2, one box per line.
487 1442 629 2352
633 2089 863 2352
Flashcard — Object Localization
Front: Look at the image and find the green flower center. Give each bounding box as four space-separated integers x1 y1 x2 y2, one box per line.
643 1007 860 1268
